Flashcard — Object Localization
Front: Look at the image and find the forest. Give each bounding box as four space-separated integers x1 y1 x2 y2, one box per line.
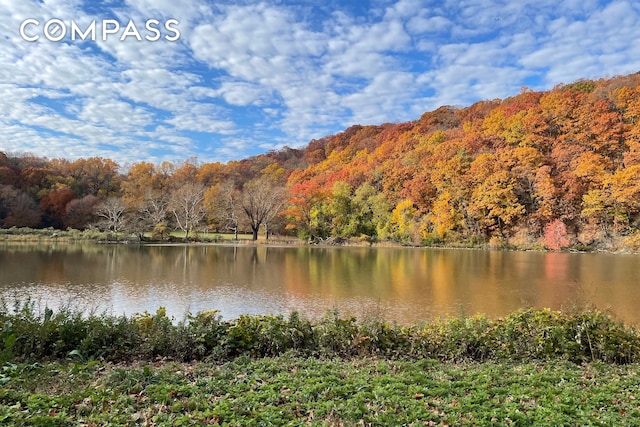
1 72 640 250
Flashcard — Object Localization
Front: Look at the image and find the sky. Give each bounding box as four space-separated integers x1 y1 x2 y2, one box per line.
1 0 640 166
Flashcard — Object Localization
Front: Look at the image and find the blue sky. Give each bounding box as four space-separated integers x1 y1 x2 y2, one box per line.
1 0 639 166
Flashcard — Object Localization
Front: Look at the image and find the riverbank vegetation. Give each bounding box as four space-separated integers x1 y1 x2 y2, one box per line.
2 73 640 250
2 302 638 365
1 305 640 425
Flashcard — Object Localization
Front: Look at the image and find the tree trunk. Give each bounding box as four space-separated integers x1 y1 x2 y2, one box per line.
251 226 259 241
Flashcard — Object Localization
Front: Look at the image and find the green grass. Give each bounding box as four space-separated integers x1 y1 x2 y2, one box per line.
0 227 116 242
1 356 639 426
163 231 254 241
2 304 640 425
0 226 251 243
0 226 290 244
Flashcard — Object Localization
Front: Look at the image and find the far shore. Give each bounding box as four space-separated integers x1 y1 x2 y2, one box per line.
2 226 639 255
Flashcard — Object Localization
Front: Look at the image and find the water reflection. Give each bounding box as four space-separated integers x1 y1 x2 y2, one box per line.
0 242 639 325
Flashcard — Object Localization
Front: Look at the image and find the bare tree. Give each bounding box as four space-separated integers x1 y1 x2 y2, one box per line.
205 180 242 239
221 181 241 239
169 182 207 239
125 190 170 240
143 190 169 226
241 178 286 241
96 197 127 232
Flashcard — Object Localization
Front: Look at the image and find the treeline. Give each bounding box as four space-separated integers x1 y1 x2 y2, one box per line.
2 72 640 248
0 150 303 241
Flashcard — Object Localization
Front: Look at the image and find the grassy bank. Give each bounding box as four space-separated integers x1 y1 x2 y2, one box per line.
2 356 639 426
0 227 115 242
2 305 640 425
0 227 254 243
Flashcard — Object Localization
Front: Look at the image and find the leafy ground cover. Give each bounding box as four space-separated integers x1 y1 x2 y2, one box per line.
1 356 639 426
2 303 640 424
0 301 640 426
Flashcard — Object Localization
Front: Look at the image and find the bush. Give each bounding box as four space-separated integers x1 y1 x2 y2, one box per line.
0 302 638 364
544 219 570 250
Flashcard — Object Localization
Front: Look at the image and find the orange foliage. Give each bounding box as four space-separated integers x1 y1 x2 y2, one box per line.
3 72 640 245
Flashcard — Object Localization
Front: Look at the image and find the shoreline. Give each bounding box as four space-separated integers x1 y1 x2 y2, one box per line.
2 227 638 255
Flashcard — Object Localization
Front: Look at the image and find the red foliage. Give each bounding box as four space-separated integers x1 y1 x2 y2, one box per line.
40 188 76 228
544 219 570 250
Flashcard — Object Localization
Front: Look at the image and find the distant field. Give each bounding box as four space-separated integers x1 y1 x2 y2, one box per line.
164 230 254 240
0 227 299 243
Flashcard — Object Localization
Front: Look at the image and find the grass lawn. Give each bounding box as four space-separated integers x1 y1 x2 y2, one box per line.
1 355 639 426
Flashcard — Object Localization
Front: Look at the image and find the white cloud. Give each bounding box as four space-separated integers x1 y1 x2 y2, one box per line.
407 15 453 34
518 0 640 85
165 103 236 134
214 81 272 106
0 0 639 165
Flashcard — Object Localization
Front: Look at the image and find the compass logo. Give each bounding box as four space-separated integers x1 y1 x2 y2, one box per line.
19 19 181 42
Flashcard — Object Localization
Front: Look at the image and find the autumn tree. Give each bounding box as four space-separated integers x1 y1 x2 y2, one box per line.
283 180 328 240
39 188 76 229
121 162 170 238
0 185 40 228
172 158 199 186
581 165 640 235
67 157 120 197
608 165 640 231
389 199 420 243
544 219 570 250
121 162 162 206
428 191 463 240
468 171 525 237
64 195 100 229
0 165 19 187
204 180 241 239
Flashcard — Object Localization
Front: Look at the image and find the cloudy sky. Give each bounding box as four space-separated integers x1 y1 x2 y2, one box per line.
1 0 639 165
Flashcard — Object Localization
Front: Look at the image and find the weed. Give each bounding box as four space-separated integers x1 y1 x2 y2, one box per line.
0 302 638 365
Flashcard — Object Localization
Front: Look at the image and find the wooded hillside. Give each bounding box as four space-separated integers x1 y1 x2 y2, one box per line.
2 72 640 249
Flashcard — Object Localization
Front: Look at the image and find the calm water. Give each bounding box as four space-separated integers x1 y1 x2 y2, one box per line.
0 242 639 325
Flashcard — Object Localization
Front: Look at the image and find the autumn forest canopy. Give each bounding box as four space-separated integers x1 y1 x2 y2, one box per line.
2 72 640 249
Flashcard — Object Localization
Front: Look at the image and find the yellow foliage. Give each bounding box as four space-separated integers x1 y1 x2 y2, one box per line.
390 199 418 242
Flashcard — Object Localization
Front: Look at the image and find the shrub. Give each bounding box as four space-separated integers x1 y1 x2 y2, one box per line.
544 219 570 250
0 302 638 364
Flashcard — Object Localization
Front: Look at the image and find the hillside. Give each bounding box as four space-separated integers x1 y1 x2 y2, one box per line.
2 72 640 249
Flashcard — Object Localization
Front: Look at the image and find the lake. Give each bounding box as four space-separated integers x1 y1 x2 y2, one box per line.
1 242 639 325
